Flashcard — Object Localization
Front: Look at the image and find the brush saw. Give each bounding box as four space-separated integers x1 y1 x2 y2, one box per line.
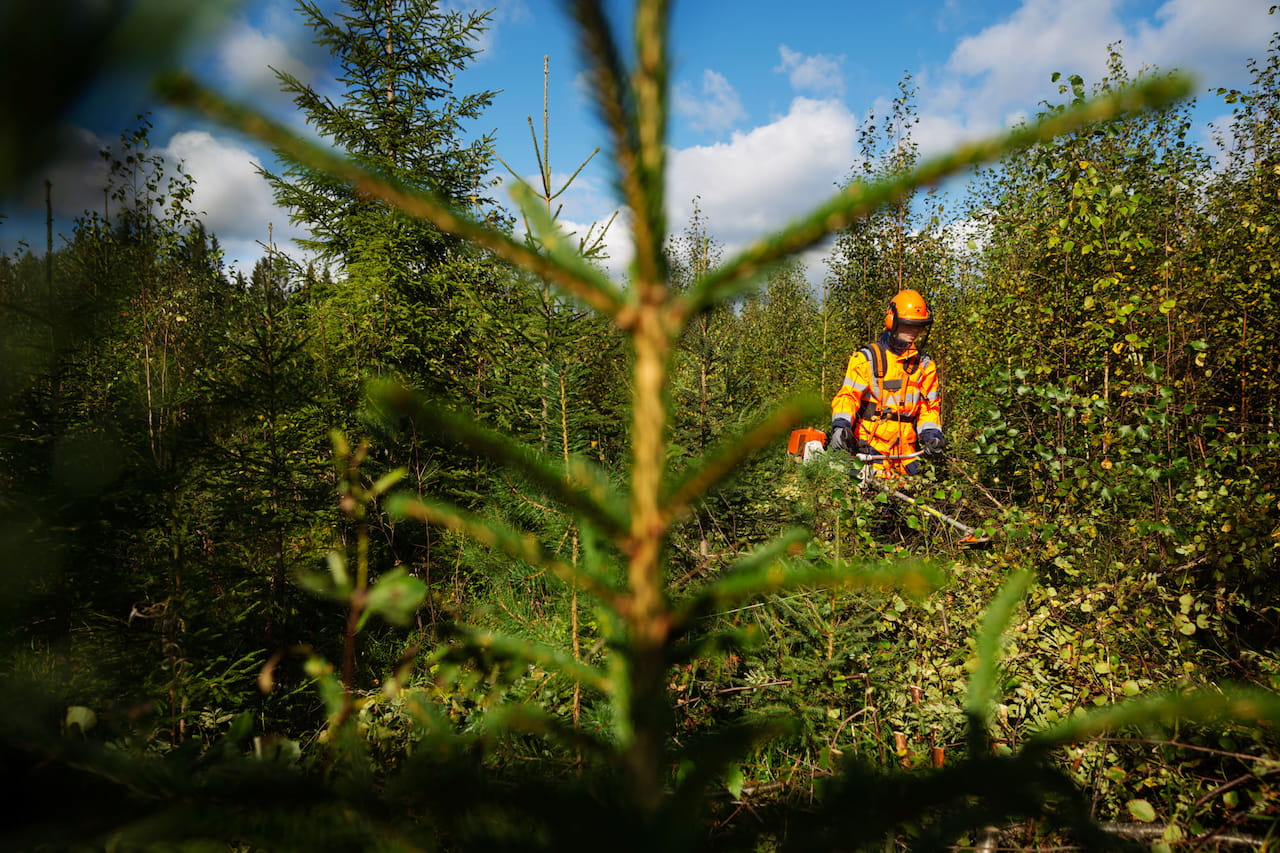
788 428 991 547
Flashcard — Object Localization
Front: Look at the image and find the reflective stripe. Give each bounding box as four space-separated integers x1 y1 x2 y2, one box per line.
832 343 941 460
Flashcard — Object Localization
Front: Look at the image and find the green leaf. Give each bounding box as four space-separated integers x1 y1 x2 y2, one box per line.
361 568 428 627
64 705 97 735
295 557 352 601
724 764 745 799
370 467 408 497
1128 799 1157 822
327 551 350 587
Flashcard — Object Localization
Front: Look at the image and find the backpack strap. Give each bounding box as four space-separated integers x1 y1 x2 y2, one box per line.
865 343 889 380
858 344 888 422
857 343 927 425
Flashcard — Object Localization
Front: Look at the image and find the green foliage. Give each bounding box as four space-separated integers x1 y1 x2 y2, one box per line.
6 1 1280 851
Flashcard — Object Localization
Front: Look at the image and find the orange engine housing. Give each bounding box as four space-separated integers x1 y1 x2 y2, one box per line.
787 427 827 456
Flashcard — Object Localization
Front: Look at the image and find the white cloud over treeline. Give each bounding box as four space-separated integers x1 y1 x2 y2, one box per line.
13 0 1273 286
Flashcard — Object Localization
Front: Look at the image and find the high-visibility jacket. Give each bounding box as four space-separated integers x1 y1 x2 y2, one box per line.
830 334 942 478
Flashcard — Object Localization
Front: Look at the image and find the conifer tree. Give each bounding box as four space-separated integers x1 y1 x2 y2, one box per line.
668 201 734 456
666 203 737 576
262 0 503 394
736 258 821 408
260 0 516 613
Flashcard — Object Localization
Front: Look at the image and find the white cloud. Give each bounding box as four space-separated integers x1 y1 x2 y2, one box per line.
5 124 301 276
939 0 1123 129
924 0 1274 143
775 45 846 96
674 69 747 133
214 17 320 111
527 96 859 288
1130 0 1274 87
913 112 971 160
161 131 306 269
666 97 858 248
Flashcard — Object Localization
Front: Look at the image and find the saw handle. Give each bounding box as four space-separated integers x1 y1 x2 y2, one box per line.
854 451 923 462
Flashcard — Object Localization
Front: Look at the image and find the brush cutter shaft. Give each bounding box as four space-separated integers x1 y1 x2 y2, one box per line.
882 487 978 537
853 452 990 544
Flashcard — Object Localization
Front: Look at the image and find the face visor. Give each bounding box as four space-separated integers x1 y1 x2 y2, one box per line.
890 318 931 353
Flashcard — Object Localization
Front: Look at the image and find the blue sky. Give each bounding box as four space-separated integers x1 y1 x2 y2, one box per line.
3 0 1276 283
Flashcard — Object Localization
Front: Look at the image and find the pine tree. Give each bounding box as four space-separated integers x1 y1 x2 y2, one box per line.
735 258 821 409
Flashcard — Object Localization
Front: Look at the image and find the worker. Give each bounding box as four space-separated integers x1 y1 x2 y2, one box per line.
828 289 945 480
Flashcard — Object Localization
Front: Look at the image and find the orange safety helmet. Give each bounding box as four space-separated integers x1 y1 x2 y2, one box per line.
884 289 932 333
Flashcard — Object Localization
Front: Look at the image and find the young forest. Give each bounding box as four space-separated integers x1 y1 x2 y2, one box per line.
3 2 1280 850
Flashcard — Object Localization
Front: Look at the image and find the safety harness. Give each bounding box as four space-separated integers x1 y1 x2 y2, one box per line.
854 341 929 426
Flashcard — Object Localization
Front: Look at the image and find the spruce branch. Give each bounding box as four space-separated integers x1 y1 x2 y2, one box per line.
964 569 1033 757
386 494 624 612
1023 688 1280 760
439 626 613 694
671 540 943 636
661 394 823 525
481 705 618 761
562 0 645 282
511 180 616 291
371 380 629 539
630 0 671 289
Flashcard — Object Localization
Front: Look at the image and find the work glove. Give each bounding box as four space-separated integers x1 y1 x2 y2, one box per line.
919 430 947 457
828 423 854 453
